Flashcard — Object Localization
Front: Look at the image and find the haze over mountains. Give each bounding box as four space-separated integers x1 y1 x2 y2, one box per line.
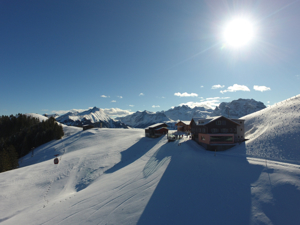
55 98 266 128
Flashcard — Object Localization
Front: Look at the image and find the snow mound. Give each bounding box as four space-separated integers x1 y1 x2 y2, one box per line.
241 94 300 162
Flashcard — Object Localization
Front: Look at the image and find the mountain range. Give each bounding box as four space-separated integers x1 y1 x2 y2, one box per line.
55 107 128 128
117 98 266 128
54 98 266 128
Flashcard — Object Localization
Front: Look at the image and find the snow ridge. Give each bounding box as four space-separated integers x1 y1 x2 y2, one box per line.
241 94 300 162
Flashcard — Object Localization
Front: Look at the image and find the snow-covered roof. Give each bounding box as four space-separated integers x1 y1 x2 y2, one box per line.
192 116 241 126
145 123 168 129
176 120 191 125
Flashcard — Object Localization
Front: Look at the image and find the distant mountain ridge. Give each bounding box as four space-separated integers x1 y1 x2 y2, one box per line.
116 98 266 128
163 105 213 121
115 110 171 129
56 107 128 128
211 99 266 118
56 99 266 129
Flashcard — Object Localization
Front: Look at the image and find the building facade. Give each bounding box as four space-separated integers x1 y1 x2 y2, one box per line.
175 121 191 133
191 116 245 150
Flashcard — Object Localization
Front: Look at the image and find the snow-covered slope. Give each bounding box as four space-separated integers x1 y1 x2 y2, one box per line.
1 106 300 225
25 113 49 122
211 98 266 118
238 94 300 162
56 107 128 128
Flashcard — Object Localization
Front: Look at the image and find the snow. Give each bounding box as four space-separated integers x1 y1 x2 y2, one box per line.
1 95 300 224
56 107 111 125
211 98 266 118
25 113 49 122
145 123 167 129
240 94 300 162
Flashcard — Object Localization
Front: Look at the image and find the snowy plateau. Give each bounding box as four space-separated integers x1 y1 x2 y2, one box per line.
1 95 300 225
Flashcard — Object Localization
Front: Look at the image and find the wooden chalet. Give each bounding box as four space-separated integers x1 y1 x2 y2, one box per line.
190 116 245 150
175 120 191 133
145 123 168 138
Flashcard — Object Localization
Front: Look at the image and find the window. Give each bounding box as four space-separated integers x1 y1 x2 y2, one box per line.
210 136 233 143
201 136 205 141
240 121 242 124
216 121 222 125
198 120 204 125
229 128 232 132
202 128 206 133
222 120 226 125
221 128 228 133
211 128 219 133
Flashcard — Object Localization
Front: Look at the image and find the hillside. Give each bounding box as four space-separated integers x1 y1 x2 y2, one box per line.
1 92 300 224
1 95 300 224
241 94 300 162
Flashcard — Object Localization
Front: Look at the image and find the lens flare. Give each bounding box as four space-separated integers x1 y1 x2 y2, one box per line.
223 18 254 48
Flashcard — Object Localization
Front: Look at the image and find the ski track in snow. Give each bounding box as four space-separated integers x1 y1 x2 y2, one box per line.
1 95 300 225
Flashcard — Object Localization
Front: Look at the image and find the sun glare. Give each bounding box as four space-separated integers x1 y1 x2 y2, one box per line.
223 18 254 48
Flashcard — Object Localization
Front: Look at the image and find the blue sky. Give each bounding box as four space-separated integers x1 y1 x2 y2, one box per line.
1 0 300 118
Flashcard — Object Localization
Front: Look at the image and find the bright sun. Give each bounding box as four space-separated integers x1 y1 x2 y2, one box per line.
223 18 254 48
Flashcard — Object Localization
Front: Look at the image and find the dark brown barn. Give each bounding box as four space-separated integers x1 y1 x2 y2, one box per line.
145 123 168 138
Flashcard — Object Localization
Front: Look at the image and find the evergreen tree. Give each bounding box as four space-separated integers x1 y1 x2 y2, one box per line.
0 114 64 173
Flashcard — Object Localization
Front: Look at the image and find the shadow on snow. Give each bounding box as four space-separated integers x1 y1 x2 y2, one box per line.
105 136 164 174
137 141 264 225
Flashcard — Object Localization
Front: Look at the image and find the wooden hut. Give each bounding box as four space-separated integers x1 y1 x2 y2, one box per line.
145 123 168 138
